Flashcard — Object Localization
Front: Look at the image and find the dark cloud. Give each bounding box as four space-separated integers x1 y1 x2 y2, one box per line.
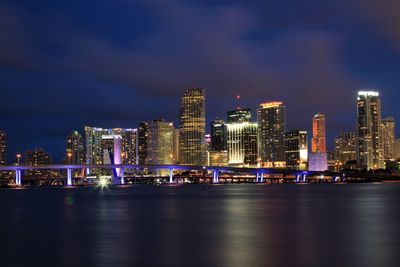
0 0 399 162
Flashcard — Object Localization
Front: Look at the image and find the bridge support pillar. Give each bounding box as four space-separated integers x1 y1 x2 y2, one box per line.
295 174 300 183
302 174 307 183
169 168 174 184
67 168 72 186
256 172 259 183
213 170 219 183
120 168 125 185
260 172 264 183
15 169 21 186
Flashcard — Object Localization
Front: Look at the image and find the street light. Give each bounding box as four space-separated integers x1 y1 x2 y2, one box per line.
67 152 72 164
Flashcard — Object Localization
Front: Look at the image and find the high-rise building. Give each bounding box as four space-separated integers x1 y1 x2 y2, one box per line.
309 113 328 171
285 130 308 170
394 139 400 160
66 131 85 165
0 130 6 165
147 120 174 165
173 128 180 164
207 150 229 167
334 132 357 165
357 91 383 170
84 127 137 174
226 122 258 166
121 130 138 165
257 102 286 167
25 148 51 165
138 122 148 165
381 117 395 161
210 119 227 151
226 104 258 166
312 113 327 153
25 148 52 178
179 88 206 166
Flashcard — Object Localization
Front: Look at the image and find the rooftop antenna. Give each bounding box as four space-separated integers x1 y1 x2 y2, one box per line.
236 95 241 110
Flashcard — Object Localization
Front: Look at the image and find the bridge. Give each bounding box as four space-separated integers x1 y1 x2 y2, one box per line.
0 164 398 186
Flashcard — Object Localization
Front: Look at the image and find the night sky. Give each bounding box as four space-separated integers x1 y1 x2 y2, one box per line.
1 0 400 163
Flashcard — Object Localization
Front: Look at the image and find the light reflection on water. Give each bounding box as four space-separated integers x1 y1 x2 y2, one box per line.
0 184 399 267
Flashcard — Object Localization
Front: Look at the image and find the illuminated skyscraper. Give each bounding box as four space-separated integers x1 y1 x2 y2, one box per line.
210 119 227 151
179 88 206 165
381 117 395 161
25 148 51 165
138 122 148 165
257 102 286 166
0 130 6 165
394 139 400 160
147 120 174 165
309 113 327 171
312 113 327 153
173 128 180 164
227 122 258 166
121 130 138 165
226 103 258 167
285 130 308 170
84 127 137 174
66 131 85 165
357 91 383 170
334 132 357 165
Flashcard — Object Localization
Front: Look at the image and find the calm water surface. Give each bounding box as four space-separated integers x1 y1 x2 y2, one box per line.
0 183 399 267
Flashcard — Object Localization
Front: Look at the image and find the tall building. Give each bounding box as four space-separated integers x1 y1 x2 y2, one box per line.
66 131 85 165
334 132 357 165
173 128 180 164
309 113 328 171
138 122 148 165
210 119 227 151
381 117 395 161
226 104 257 166
357 91 383 170
0 130 6 165
84 127 137 174
285 130 308 170
121 130 138 164
226 122 258 166
312 113 327 153
147 120 174 165
394 139 400 160
25 148 51 165
179 88 206 165
257 102 286 166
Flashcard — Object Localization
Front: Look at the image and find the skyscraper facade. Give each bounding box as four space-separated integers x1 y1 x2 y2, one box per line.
381 117 395 161
66 131 85 165
173 128 180 164
0 130 6 165
285 130 308 170
138 122 148 165
25 148 51 165
334 132 357 165
257 102 286 166
179 88 206 166
210 119 227 151
147 120 174 165
309 113 328 171
357 91 383 170
227 108 252 123
312 113 327 153
226 104 258 166
226 122 258 166
84 127 137 173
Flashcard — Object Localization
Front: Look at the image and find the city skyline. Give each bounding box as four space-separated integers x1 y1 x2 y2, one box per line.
0 88 398 165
